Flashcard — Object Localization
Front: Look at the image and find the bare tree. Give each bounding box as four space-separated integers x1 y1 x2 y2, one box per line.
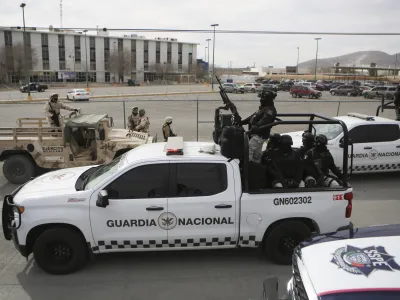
12 42 38 82
153 63 174 82
109 48 131 83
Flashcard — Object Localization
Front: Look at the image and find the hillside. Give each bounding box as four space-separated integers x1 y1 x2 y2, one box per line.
298 51 399 69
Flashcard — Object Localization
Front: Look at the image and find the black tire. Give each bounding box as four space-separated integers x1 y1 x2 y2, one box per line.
3 155 35 184
291 93 297 98
264 221 311 265
308 94 313 99
33 227 88 275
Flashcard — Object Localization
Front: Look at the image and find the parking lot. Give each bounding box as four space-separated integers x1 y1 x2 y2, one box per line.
0 87 399 300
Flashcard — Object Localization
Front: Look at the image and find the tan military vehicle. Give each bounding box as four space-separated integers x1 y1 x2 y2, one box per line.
0 112 155 184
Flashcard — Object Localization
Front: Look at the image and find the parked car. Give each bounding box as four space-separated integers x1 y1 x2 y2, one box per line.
66 89 90 101
364 86 396 99
233 83 245 93
262 83 278 92
279 82 293 91
127 79 140 86
222 83 244 93
330 85 362 96
290 85 322 99
243 83 263 93
379 86 397 100
20 82 48 93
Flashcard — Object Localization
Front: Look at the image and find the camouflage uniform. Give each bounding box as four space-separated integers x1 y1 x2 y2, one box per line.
44 100 77 127
162 116 176 141
128 107 140 130
136 109 150 133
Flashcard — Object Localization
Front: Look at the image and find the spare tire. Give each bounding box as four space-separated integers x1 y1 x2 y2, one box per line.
3 155 35 184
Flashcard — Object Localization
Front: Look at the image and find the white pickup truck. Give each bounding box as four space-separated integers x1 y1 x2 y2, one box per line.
2 115 354 275
286 113 400 173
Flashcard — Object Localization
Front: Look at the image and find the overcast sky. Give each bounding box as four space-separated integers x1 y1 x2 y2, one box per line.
2 0 400 68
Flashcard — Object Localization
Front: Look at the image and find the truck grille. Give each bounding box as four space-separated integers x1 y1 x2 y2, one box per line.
292 248 309 300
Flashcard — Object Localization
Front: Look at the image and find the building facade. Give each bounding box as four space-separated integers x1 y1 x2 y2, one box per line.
0 28 198 84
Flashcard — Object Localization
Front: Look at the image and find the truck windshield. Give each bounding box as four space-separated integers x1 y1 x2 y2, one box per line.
321 291 400 300
314 123 343 140
84 156 123 190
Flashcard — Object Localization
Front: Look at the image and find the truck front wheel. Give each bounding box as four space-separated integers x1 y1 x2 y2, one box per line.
264 220 311 265
33 227 88 275
3 155 35 184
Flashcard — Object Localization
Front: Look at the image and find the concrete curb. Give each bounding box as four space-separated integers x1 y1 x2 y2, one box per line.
0 91 218 104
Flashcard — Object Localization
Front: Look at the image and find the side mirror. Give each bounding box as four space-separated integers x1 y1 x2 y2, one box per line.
96 190 109 208
99 128 105 141
109 117 114 127
339 138 353 148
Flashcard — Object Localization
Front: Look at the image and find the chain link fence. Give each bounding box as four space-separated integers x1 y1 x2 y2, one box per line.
0 93 395 142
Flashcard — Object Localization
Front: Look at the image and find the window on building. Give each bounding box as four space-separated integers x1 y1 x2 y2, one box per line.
118 38 123 52
89 37 95 48
167 42 172 64
41 33 48 46
104 38 109 49
189 53 193 64
131 40 136 70
171 163 227 198
144 63 149 71
4 31 12 46
178 43 182 65
58 35 65 47
43 61 50 70
105 72 110 82
59 60 66 70
75 48 81 62
144 52 149 63
90 61 96 71
74 36 80 47
156 41 160 64
90 48 96 62
106 164 170 199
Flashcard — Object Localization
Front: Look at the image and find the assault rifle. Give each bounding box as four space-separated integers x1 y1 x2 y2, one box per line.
215 75 242 125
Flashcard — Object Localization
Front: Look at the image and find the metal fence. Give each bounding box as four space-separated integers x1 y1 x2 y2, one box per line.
0 95 394 142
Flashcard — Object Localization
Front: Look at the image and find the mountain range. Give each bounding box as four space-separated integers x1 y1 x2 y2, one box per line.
298 51 400 70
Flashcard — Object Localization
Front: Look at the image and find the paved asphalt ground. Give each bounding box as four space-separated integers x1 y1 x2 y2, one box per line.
0 85 399 300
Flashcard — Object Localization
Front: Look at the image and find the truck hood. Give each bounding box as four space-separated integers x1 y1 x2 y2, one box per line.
300 236 400 295
13 166 95 203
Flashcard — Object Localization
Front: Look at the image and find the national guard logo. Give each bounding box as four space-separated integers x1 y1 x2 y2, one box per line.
41 172 76 183
369 149 378 160
331 245 400 276
158 212 177 230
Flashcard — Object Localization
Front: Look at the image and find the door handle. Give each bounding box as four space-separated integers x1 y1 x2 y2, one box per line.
215 204 232 209
396 145 400 148
146 206 164 211
364 147 372 149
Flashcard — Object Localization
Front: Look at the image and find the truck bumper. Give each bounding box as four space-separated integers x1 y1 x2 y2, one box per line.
11 230 28 257
337 221 354 232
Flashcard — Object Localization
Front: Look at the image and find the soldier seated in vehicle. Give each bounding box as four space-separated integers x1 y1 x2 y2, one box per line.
297 132 318 188
265 135 304 188
304 134 344 188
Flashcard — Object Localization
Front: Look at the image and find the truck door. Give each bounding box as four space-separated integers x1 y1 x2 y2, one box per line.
166 162 237 249
89 163 169 252
367 124 400 170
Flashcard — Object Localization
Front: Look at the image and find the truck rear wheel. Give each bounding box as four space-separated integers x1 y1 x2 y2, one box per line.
33 227 88 275
264 221 311 265
3 155 35 184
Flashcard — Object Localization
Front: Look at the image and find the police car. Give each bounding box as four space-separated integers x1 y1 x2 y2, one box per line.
262 223 400 300
286 113 400 173
2 136 354 275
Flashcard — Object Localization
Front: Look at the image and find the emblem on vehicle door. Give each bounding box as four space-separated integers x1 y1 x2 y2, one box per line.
369 149 378 160
158 212 177 230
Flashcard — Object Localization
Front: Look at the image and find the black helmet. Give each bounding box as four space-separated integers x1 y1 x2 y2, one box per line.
315 134 328 146
280 135 293 146
269 133 281 144
258 89 277 100
302 132 315 144
396 85 400 91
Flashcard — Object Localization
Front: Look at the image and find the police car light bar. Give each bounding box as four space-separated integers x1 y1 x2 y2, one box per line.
166 136 184 155
347 113 375 121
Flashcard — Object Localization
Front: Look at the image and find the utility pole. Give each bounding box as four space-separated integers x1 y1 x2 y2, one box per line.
297 47 300 75
69 54 76 83
206 39 211 83
314 38 321 80
20 3 31 100
113 41 117 84
211 24 219 90
394 53 398 80
83 30 89 90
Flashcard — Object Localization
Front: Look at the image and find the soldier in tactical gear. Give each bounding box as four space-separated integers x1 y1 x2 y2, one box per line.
267 135 304 188
44 93 79 127
298 132 315 158
394 85 400 121
304 134 343 188
135 109 150 133
239 89 277 163
128 106 140 130
162 116 177 141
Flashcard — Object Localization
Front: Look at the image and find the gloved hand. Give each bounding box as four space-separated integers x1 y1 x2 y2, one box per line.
250 125 259 133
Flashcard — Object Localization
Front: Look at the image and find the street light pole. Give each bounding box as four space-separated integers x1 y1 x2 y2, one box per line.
20 3 31 100
210 24 219 90
314 38 321 80
394 53 398 80
113 41 116 84
69 54 76 83
83 30 89 90
297 47 300 75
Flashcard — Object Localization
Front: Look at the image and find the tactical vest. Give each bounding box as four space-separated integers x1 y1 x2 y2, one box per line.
162 123 174 140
